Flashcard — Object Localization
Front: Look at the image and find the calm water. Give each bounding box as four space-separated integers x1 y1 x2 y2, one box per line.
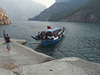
0 21 100 63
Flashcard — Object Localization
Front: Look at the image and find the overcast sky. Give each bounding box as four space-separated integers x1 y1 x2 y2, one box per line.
33 0 55 7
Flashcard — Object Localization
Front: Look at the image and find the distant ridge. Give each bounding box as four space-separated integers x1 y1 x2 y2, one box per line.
56 0 69 3
56 0 70 3
0 0 46 21
30 0 89 21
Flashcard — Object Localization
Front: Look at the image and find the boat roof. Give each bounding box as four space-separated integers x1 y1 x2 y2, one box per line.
44 27 63 32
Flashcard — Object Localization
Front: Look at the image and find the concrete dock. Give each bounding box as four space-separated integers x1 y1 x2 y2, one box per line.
0 38 100 75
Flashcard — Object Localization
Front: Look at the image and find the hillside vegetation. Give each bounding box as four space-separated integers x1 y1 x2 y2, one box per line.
57 0 100 22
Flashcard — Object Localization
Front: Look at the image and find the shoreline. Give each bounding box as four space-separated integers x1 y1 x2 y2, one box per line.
0 38 100 75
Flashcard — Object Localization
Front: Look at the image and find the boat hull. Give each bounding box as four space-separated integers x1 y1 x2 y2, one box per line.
42 37 62 45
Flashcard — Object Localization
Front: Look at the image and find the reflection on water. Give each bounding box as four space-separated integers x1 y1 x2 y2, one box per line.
0 21 100 63
34 36 65 57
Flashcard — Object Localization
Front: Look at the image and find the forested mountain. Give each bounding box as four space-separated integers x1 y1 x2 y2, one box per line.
0 0 46 21
59 0 100 22
30 0 89 21
0 8 11 25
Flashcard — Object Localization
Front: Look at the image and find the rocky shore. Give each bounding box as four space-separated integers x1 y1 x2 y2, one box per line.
0 8 11 25
0 38 100 75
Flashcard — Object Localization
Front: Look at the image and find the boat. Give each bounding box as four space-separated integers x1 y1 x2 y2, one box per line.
31 26 65 45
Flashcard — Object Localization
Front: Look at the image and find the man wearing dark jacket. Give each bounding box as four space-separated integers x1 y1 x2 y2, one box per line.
5 34 11 52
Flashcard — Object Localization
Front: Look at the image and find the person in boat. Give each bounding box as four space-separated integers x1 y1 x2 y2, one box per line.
37 31 49 40
46 32 54 40
45 32 48 40
54 31 58 37
39 31 44 40
51 32 53 36
38 32 40 35
37 32 41 39
43 32 46 40
51 32 54 40
63 27 65 32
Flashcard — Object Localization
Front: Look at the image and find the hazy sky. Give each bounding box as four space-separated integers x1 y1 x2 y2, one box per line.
33 0 55 7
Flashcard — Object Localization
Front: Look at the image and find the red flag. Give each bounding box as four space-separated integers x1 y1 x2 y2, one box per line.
47 26 51 29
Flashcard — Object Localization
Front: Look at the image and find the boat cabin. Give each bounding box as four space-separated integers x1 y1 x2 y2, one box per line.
36 27 64 40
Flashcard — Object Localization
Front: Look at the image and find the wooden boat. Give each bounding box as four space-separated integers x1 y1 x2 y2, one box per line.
31 26 65 45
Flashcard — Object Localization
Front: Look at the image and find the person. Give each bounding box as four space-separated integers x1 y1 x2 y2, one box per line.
3 30 6 42
45 32 48 40
5 34 11 52
40 31 44 39
54 31 58 37
37 32 41 39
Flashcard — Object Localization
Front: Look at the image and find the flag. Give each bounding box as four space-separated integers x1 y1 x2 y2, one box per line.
47 26 51 29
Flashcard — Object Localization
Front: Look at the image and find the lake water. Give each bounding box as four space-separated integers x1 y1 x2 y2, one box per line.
0 21 100 63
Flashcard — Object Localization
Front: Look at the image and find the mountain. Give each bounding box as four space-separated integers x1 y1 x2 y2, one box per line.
59 0 100 23
30 0 89 21
56 0 69 3
0 8 11 25
0 0 46 21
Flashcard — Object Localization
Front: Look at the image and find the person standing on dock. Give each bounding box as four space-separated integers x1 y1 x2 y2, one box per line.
5 34 11 52
3 30 6 42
